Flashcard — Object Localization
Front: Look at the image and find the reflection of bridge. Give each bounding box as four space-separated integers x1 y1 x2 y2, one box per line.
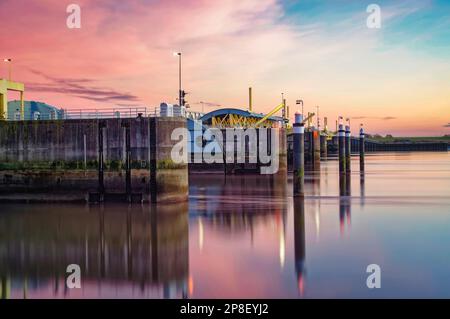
0 204 189 298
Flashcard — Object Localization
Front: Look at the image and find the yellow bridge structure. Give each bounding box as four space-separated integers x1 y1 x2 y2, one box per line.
0 79 25 120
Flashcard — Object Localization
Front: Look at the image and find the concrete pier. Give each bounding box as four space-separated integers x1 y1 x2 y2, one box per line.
0 117 188 203
149 117 188 204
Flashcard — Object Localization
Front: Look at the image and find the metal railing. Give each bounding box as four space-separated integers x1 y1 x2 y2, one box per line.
7 106 207 121
63 107 153 119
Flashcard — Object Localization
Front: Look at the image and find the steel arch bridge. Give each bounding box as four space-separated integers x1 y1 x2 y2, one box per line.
199 108 285 128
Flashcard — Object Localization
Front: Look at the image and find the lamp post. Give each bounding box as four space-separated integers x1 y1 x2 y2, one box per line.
3 58 12 80
173 52 182 106
200 101 204 113
316 105 320 130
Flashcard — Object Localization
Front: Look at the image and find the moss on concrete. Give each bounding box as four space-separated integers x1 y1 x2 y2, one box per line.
0 160 152 171
156 159 187 170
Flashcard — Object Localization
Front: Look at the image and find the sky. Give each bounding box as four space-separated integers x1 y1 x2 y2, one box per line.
0 0 449 136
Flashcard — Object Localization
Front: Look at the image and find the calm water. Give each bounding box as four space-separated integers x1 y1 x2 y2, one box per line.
1 152 450 299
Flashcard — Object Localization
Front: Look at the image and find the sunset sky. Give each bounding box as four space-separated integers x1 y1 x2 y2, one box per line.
0 0 449 136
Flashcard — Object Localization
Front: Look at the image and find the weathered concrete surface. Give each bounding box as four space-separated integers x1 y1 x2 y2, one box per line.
0 117 188 203
150 117 188 204
278 128 287 176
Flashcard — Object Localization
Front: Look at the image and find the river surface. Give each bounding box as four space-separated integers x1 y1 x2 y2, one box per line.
1 152 449 298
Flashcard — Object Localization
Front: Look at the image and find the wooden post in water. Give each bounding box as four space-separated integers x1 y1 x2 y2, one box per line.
293 113 305 197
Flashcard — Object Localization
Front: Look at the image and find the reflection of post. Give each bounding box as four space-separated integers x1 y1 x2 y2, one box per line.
339 197 351 235
126 207 133 279
293 113 305 197
360 172 365 207
1 276 8 299
345 171 351 197
293 197 306 296
99 206 106 278
339 198 345 235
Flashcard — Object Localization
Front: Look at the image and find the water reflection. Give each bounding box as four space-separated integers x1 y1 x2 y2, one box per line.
293 197 306 296
0 204 189 298
360 172 365 207
1 152 450 298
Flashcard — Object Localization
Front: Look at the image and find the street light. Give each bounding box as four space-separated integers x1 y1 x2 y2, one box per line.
296 99 304 115
173 52 182 106
316 105 320 130
3 58 12 80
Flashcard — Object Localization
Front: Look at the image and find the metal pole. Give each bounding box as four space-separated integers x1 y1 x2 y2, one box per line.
179 53 182 106
293 112 305 197
249 87 252 112
316 106 320 130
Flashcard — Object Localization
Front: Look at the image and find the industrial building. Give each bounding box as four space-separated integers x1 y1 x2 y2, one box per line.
7 100 65 120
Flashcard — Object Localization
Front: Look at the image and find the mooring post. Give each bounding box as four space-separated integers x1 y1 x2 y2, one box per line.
293 112 305 197
359 124 365 173
338 122 346 174
320 134 327 159
313 128 321 170
98 121 106 202
338 121 346 196
345 123 351 174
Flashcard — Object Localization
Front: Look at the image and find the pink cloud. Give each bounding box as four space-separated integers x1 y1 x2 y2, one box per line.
1 0 449 135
